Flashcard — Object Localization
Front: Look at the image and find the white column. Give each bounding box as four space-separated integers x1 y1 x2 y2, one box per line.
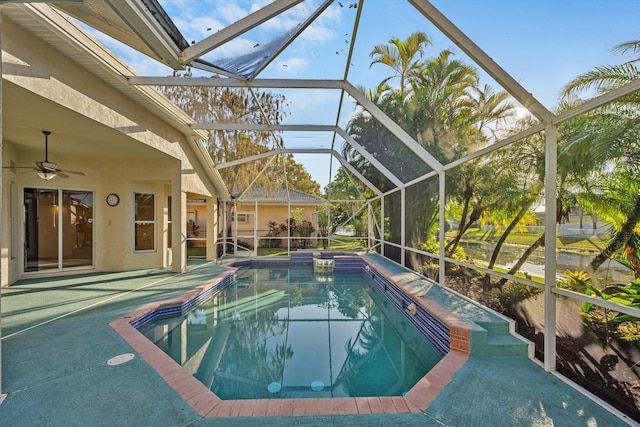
401 187 406 266
367 200 372 251
380 195 385 256
326 199 331 250
0 7 4 393
172 186 186 273
439 172 446 286
287 200 291 255
544 124 558 372
254 200 258 255
233 200 238 256
205 196 217 261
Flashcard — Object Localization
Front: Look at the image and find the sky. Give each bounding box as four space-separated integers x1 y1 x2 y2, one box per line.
80 0 640 190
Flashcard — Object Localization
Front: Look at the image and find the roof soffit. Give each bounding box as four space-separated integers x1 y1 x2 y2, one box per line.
51 0 184 68
2 3 228 197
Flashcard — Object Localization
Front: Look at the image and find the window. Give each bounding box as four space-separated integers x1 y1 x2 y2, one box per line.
135 193 155 251
233 212 249 223
167 196 172 249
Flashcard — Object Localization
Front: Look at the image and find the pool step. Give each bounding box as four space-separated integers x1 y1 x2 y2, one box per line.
470 321 532 358
475 320 512 334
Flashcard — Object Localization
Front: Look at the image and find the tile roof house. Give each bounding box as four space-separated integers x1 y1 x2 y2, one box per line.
226 187 326 253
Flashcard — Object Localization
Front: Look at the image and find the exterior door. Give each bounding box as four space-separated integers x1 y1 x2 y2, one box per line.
24 188 93 272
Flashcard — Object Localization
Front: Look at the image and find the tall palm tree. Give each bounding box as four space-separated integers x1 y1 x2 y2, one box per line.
409 49 480 163
369 31 430 97
471 84 515 139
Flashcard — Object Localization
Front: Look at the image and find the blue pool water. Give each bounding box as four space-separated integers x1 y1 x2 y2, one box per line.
139 266 444 400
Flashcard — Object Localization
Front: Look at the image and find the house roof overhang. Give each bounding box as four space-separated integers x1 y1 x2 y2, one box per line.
1 2 230 199
51 0 186 69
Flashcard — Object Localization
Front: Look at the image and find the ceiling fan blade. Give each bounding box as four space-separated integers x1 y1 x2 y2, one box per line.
55 171 70 178
57 169 86 176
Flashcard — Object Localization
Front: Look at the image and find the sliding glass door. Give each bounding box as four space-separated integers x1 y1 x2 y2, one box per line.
24 188 93 272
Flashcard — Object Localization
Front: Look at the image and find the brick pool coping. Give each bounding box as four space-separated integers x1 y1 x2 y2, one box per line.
109 257 472 418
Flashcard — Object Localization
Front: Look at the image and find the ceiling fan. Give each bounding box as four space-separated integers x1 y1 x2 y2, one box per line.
4 130 86 180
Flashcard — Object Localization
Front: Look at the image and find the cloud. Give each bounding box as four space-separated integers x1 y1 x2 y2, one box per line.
79 24 173 75
299 24 335 45
172 15 225 41
273 57 309 75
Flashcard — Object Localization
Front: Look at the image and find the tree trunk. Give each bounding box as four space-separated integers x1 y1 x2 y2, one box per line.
497 233 546 288
446 206 482 254
446 193 471 253
487 197 536 270
589 193 640 272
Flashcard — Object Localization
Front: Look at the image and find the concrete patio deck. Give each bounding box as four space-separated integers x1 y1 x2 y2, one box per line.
0 260 632 426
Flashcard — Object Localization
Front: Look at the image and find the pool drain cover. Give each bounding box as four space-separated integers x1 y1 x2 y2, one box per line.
267 382 282 393
107 353 135 366
311 380 325 391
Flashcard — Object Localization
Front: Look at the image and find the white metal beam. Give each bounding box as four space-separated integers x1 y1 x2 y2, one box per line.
553 78 640 124
198 122 404 188
336 127 404 188
444 123 546 172
104 0 183 69
126 76 345 90
216 148 334 169
544 124 558 372
331 151 382 197
439 172 446 286
216 149 282 169
343 81 444 173
179 0 304 64
193 123 337 132
215 146 381 196
249 0 333 79
408 0 554 124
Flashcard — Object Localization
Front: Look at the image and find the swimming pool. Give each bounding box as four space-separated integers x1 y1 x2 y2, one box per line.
112 252 477 417
138 265 444 400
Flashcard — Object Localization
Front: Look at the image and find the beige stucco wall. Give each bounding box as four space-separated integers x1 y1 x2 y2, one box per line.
234 203 319 237
1 13 219 285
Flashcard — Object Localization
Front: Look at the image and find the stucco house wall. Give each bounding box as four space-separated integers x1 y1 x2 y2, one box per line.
0 5 226 286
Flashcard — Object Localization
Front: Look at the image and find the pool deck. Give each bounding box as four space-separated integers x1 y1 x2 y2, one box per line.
0 259 633 426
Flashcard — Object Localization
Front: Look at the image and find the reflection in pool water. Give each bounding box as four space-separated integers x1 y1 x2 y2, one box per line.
139 266 443 400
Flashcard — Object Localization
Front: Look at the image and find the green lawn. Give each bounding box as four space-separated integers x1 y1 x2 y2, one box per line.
449 228 608 254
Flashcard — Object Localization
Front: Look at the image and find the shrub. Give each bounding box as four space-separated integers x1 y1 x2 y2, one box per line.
579 273 640 344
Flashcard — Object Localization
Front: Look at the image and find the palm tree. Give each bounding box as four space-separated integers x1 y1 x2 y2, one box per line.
576 167 640 277
356 37 514 252
369 31 431 97
562 40 640 273
409 49 480 163
486 119 546 270
471 84 515 139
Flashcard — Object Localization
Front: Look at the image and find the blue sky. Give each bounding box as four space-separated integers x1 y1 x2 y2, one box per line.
84 0 640 189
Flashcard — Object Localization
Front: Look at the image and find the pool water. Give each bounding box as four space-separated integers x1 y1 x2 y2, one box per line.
139 266 443 400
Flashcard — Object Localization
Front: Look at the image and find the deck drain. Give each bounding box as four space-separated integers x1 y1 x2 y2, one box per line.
267 382 282 393
107 353 135 366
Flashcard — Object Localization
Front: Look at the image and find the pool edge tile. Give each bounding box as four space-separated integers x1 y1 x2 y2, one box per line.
110 254 474 419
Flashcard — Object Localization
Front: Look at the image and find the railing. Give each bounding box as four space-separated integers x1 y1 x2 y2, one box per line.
215 238 253 260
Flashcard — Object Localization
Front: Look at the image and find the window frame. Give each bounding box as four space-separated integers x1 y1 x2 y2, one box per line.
134 193 156 252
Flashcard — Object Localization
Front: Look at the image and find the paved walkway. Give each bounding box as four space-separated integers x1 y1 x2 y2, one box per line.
0 260 632 426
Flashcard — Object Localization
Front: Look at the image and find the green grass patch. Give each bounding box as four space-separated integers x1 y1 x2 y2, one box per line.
448 228 607 253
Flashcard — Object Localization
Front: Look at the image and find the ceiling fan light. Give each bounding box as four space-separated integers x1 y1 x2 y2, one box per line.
37 171 56 180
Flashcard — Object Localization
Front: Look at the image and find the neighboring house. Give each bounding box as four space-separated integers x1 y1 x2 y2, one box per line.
228 187 326 251
0 4 229 286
